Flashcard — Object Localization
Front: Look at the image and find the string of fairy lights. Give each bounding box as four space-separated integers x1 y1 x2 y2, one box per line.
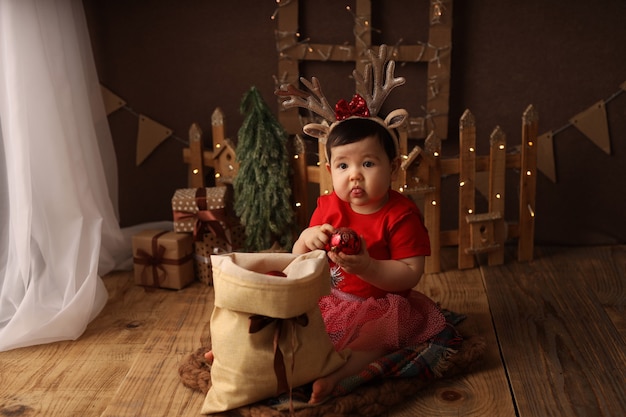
106 0 623 211
272 0 452 147
272 3 451 67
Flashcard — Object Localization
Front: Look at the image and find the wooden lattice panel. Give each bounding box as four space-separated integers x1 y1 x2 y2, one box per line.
275 0 453 141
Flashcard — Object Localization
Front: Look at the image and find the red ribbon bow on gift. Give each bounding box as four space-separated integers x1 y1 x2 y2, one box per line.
249 313 309 399
173 188 232 245
334 94 370 121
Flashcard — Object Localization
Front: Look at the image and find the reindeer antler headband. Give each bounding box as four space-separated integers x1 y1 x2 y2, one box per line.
276 44 409 157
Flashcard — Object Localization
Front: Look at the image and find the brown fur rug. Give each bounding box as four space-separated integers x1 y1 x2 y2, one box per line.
178 331 486 417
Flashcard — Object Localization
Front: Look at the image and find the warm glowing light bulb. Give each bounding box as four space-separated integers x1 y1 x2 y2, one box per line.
496 193 501 199
215 173 221 178
433 151 440 157
192 168 199 174
528 141 534 147
468 209 473 214
469 147 475 152
431 200 437 206
294 154 299 159
526 170 532 176
215 143 221 149
295 202 302 207
499 144 505 150
459 181 465 187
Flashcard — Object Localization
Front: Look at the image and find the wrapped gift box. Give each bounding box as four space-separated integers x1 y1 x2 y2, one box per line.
172 186 247 285
132 229 194 290
171 186 233 234
230 223 246 250
194 233 229 285
194 224 246 285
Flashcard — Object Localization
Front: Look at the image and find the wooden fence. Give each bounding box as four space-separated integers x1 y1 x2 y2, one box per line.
291 105 538 273
183 105 538 273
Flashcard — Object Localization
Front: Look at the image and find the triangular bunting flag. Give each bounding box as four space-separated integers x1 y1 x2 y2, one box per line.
537 131 557 183
100 85 126 115
569 100 611 155
136 115 172 166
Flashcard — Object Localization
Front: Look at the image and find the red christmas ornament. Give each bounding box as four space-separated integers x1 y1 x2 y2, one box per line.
327 227 361 255
266 270 287 277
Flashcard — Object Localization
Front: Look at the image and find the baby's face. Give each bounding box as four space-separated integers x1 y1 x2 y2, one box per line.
327 135 395 214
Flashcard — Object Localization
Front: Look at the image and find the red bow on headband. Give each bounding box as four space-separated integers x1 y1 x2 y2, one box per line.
334 94 370 121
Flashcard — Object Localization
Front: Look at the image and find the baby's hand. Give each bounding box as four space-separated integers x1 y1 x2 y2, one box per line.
297 223 335 252
326 236 371 276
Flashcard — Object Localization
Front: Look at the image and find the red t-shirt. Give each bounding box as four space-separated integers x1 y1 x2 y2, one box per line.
309 190 430 299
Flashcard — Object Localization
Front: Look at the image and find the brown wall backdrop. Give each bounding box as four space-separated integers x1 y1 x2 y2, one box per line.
83 0 626 245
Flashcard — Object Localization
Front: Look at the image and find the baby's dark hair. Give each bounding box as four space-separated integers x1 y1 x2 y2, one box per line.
326 118 397 162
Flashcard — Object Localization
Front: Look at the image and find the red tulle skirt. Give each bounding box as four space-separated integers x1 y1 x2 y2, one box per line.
319 289 447 352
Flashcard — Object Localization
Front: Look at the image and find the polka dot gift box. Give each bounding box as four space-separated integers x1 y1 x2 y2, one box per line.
172 186 245 285
171 186 233 234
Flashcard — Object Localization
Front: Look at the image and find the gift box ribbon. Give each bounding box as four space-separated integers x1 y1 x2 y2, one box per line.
248 313 309 398
173 187 233 244
133 231 193 287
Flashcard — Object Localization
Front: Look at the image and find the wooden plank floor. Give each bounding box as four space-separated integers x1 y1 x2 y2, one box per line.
0 245 624 417
482 245 626 417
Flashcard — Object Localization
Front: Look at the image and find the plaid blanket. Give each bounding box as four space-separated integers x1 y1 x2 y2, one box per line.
269 310 465 410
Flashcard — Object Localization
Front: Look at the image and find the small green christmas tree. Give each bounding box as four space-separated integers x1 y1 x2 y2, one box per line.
234 86 295 251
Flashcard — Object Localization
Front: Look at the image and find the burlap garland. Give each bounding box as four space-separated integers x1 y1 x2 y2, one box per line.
178 333 486 417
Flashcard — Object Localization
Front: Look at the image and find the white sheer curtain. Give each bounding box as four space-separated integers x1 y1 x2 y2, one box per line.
0 0 131 351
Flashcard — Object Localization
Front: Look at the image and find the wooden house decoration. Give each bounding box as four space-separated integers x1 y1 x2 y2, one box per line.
395 131 443 273
397 133 440 195
182 108 239 188
212 140 238 185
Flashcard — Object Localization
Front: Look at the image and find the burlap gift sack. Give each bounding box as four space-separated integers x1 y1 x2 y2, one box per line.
201 250 349 414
